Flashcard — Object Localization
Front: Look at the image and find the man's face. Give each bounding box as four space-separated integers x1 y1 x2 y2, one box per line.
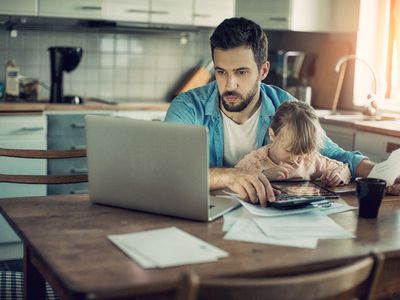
213 45 269 112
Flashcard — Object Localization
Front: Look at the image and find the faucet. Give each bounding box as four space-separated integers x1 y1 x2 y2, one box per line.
334 54 379 116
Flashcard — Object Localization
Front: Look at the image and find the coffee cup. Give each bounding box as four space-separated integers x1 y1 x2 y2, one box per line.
355 177 386 218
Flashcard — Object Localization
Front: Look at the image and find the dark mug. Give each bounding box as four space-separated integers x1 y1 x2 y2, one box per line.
355 177 386 218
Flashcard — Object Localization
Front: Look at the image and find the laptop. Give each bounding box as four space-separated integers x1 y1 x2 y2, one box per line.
85 115 240 221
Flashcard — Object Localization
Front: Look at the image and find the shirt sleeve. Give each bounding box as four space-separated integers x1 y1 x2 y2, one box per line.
164 95 197 125
235 146 272 172
319 132 367 179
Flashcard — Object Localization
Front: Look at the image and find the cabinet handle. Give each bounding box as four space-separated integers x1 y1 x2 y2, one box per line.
70 189 88 194
79 6 102 10
150 10 169 15
70 168 88 174
193 13 211 18
71 123 85 129
20 126 45 131
269 17 287 22
126 9 149 13
70 145 86 150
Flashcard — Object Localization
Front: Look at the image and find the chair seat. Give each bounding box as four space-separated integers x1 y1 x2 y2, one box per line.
0 271 59 300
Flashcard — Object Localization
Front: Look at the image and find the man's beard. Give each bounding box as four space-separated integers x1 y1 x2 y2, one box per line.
220 81 259 112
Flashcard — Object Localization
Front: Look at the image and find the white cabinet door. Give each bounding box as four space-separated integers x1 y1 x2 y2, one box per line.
321 123 355 151
39 0 102 19
193 0 235 27
0 0 38 16
150 0 192 25
102 0 150 23
354 131 400 163
236 0 359 32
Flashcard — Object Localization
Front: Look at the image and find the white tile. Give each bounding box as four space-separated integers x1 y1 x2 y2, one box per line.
100 68 114 82
114 68 129 83
100 37 115 52
115 54 128 68
85 68 100 82
86 52 99 67
116 38 128 53
100 53 114 67
129 38 144 54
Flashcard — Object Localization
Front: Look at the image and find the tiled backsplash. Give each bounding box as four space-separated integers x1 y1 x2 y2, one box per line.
0 28 212 102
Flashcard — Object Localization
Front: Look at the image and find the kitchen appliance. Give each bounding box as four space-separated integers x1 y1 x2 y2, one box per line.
48 47 83 104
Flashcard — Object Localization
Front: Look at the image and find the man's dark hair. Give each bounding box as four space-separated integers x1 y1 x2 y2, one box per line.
210 17 268 70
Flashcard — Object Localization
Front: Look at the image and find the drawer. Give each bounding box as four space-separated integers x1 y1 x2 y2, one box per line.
48 157 87 175
0 183 46 198
48 136 86 150
48 182 89 195
47 114 87 138
0 115 46 137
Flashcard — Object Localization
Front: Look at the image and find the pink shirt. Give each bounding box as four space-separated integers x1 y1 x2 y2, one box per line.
235 145 351 184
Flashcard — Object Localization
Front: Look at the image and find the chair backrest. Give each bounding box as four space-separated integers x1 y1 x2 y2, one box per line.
0 148 87 184
178 253 384 300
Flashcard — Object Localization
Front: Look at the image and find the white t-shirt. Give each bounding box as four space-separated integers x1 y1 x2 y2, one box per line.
221 107 260 166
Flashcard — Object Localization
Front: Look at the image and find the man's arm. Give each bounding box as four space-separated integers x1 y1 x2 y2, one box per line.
210 167 276 206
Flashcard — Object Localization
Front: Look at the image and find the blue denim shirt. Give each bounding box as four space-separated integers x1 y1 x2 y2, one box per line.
165 81 366 178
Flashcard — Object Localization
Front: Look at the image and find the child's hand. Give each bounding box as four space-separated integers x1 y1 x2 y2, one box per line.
320 167 346 186
263 162 294 180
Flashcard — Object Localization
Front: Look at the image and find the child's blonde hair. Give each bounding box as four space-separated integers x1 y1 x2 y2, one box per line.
270 101 323 154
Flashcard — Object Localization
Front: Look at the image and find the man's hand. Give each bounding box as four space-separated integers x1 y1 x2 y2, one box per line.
210 167 278 206
386 176 400 195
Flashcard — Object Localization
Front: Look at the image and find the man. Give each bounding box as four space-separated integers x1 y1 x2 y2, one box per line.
165 17 400 205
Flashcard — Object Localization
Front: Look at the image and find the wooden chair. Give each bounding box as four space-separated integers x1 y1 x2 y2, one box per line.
0 147 87 184
177 253 384 300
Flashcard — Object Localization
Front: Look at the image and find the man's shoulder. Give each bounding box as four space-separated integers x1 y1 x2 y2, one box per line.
260 83 294 102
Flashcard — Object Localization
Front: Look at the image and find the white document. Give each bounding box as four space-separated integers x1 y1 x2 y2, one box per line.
223 206 252 232
253 213 355 239
108 227 229 268
224 218 318 249
368 148 400 185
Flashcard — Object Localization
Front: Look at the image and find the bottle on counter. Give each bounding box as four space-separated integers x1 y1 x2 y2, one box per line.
5 60 20 100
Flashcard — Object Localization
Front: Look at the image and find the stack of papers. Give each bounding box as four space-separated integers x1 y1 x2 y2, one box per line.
223 195 356 249
368 148 400 185
108 226 228 268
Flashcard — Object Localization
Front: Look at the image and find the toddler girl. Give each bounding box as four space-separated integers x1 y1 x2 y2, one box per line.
235 101 351 186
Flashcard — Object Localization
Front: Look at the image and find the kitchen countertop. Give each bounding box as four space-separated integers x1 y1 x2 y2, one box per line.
0 99 170 112
318 112 400 138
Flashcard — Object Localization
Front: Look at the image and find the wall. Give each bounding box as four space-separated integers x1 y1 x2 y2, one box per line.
0 27 212 102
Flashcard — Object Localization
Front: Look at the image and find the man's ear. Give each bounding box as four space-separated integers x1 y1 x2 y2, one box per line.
269 127 275 141
260 61 270 80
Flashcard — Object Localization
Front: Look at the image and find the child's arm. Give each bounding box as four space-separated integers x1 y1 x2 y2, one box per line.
313 153 351 186
235 147 293 180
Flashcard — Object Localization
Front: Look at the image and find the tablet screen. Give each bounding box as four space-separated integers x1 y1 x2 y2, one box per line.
271 180 339 199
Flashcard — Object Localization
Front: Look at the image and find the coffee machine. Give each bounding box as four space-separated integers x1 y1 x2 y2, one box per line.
48 47 83 104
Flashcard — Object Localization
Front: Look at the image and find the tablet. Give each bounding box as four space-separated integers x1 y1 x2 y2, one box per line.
269 180 338 209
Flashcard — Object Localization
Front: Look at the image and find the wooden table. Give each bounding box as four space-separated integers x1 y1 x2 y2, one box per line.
1 194 400 300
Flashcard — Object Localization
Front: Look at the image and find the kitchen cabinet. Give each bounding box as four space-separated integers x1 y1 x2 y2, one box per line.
46 110 166 195
193 0 235 27
102 0 150 23
0 114 47 261
235 0 360 32
150 0 193 25
39 0 102 19
354 131 400 163
0 0 38 16
320 122 355 151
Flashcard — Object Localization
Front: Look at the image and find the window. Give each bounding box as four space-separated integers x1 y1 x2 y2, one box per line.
386 0 400 100
355 0 400 112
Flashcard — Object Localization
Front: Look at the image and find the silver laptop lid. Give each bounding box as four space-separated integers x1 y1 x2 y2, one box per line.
86 115 210 221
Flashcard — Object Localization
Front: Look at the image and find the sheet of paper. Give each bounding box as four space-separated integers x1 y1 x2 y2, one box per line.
224 218 318 248
253 213 355 239
223 206 252 232
108 227 229 268
368 148 400 185
238 199 321 217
